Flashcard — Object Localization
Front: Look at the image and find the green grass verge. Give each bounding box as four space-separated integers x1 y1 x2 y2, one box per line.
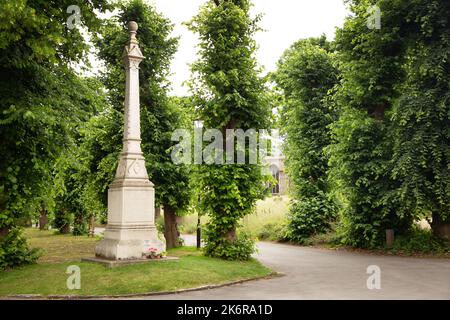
0 255 270 296
178 196 290 239
0 229 271 296
24 228 99 263
240 196 289 239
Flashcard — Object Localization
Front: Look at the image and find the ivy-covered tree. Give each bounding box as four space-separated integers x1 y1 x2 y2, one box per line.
273 37 338 242
0 0 111 269
390 0 450 239
329 0 410 247
187 0 271 260
93 0 191 249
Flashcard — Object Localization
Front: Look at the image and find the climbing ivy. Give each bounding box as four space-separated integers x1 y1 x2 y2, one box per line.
329 0 411 247
328 0 450 246
390 0 450 237
188 0 271 260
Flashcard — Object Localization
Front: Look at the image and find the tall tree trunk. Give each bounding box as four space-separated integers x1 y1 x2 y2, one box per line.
224 228 237 242
164 205 180 249
59 209 70 234
0 225 9 239
371 103 386 121
220 119 239 244
88 215 95 237
196 215 202 249
39 207 48 230
61 224 71 234
431 212 450 241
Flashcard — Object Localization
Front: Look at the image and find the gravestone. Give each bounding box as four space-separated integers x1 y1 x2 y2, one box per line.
95 21 165 260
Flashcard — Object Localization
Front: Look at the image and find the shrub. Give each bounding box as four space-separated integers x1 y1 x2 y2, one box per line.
72 213 89 236
285 194 335 244
390 227 449 255
203 232 256 261
257 221 288 242
52 210 72 234
0 227 40 270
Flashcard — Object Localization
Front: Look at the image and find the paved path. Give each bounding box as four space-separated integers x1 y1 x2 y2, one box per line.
135 241 450 300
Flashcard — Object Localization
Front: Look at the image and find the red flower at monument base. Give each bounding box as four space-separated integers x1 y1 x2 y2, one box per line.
144 247 162 259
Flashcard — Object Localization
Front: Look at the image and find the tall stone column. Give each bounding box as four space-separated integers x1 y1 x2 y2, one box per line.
95 21 165 260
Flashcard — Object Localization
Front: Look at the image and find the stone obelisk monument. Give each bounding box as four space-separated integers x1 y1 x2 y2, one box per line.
95 21 165 260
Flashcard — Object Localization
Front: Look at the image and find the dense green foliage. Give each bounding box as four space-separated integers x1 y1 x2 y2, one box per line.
389 226 449 255
1 0 448 269
50 77 109 235
273 0 449 248
273 37 338 243
0 0 111 269
188 0 271 260
390 0 450 235
0 227 40 270
328 0 410 247
329 0 449 247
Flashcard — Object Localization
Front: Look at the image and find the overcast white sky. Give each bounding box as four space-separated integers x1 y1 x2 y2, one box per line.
140 0 350 96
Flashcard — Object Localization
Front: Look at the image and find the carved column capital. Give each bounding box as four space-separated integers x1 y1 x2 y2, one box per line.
122 43 144 69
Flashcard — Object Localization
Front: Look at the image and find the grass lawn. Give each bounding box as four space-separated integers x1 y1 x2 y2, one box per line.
179 196 290 239
241 196 289 237
0 229 272 297
24 228 99 263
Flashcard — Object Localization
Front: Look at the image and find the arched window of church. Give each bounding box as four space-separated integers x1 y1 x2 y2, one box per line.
270 165 280 194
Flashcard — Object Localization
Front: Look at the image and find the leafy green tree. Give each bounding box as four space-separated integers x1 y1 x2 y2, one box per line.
52 78 109 236
187 0 271 260
78 107 123 225
273 37 338 242
328 0 408 247
390 0 450 239
0 0 111 269
93 0 191 248
328 0 445 247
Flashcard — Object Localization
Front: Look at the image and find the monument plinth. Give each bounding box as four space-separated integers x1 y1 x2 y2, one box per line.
95 21 165 260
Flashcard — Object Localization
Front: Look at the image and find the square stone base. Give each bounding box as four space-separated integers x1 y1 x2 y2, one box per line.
82 256 179 268
94 179 166 260
95 236 166 260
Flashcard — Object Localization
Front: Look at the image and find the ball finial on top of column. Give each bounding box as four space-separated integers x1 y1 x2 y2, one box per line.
128 21 138 32
128 21 138 43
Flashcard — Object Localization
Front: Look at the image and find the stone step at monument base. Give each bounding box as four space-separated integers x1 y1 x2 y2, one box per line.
81 256 179 268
